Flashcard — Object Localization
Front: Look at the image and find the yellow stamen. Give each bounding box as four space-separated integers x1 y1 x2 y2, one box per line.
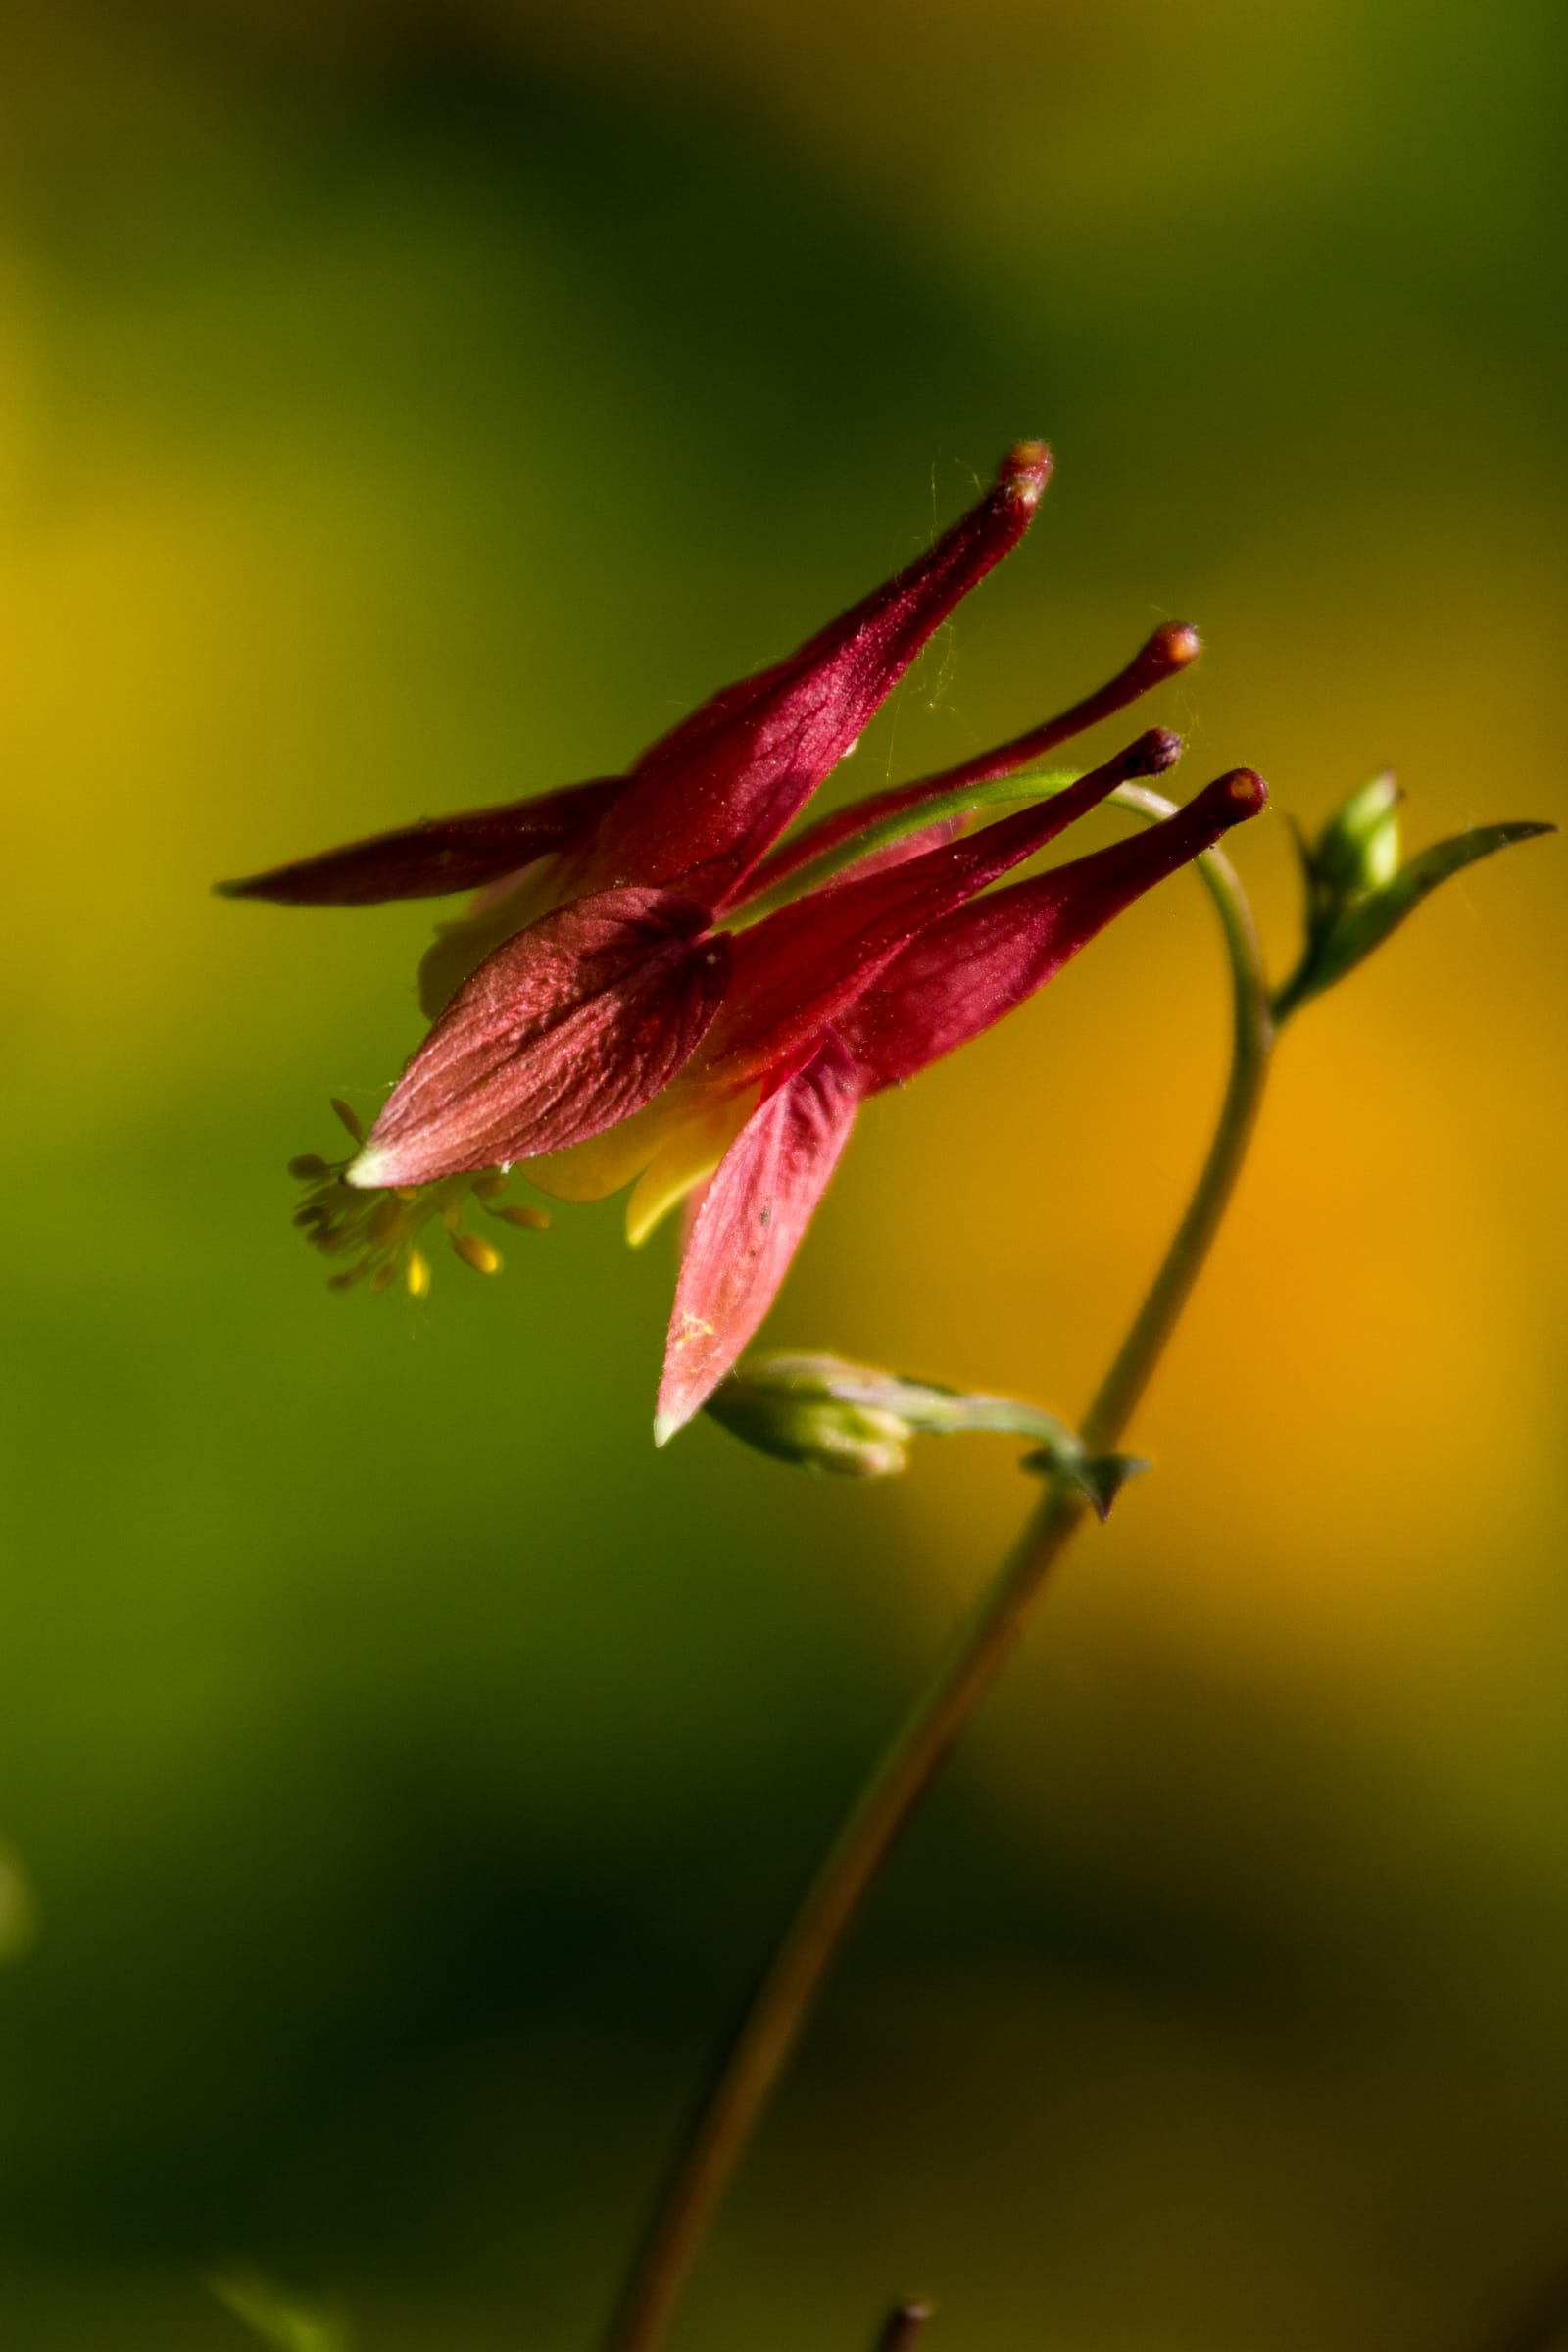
290 1109 530 1300
452 1232 502 1275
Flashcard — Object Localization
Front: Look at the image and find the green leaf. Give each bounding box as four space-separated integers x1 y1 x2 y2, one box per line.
1273 820 1553 1021
208 2266 355 2352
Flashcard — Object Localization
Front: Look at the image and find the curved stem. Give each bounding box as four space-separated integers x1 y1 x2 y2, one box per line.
598 793 1274 2352
1079 790 1275 1448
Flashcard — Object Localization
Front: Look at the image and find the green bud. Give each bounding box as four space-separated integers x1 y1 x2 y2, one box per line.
705 1354 1146 1517
705 1360 912 1478
1274 773 1552 1025
1311 771 1401 900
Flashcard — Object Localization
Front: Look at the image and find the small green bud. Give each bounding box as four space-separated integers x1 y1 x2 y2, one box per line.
1311 771 1401 900
1274 774 1552 1024
705 1360 912 1478
705 1354 1146 1516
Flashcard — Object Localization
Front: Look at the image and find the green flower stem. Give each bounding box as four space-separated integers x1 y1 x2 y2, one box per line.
599 790 1275 2352
1080 788 1275 1448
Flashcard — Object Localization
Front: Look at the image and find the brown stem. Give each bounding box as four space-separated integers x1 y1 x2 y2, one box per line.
872 2300 936 2352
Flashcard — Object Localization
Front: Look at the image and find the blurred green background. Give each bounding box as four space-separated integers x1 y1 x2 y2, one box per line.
1 2 1565 2347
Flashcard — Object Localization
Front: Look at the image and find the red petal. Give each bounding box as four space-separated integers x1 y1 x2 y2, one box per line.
730 775 977 909
581 444 1053 911
216 776 624 905
873 621 1200 805
840 770 1268 1091
697 730 1182 1091
732 622 1201 909
654 1035 860 1443
349 887 731 1186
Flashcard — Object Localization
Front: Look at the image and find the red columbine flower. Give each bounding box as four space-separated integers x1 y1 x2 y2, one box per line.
647 761 1263 1439
221 442 1266 1436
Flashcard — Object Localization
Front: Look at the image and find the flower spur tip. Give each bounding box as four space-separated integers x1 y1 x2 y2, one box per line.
1124 725 1185 777
1144 621 1202 674
1218 767 1269 817
999 440 1053 506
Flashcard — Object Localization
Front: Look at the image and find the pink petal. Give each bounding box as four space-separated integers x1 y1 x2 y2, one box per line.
349 887 731 1187
580 443 1053 911
840 770 1268 1091
697 730 1182 1092
216 776 624 905
654 1035 860 1443
732 622 1201 908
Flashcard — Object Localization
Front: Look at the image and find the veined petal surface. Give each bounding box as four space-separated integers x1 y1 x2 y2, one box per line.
350 887 731 1187
582 444 1052 910
655 1035 860 1442
697 732 1180 1090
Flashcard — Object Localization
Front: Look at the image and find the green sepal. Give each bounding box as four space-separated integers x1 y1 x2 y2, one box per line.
1274 812 1553 1023
705 1354 1148 1517
1310 770 1402 902
208 2267 355 2352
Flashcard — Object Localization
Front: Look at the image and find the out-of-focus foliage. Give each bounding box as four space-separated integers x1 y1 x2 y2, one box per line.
0 1840 40 1964
209 2266 354 2352
0 3 1564 2350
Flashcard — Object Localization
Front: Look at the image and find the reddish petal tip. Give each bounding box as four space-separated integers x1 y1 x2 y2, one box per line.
1122 725 1185 778
652 1409 685 1449
997 440 1053 510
